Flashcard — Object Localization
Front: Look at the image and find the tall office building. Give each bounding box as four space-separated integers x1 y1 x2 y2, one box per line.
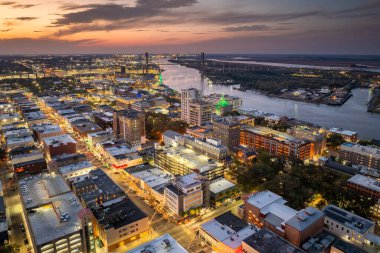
212 117 241 150
181 88 211 126
113 109 146 147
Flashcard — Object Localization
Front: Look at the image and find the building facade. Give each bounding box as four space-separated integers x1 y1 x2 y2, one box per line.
240 126 311 161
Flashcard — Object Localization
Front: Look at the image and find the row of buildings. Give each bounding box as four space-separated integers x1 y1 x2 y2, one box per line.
196 190 380 253
1 91 152 252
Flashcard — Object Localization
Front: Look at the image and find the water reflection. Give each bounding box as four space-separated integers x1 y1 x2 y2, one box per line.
160 60 380 139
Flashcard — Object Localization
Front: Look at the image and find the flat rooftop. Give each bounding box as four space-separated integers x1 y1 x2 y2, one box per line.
88 130 113 138
285 207 324 232
175 173 202 188
18 173 84 246
43 134 76 146
209 179 235 194
58 161 94 175
32 123 62 134
201 212 258 250
246 190 286 209
243 228 304 253
348 174 380 192
126 233 188 253
242 126 307 145
92 198 147 230
323 204 374 234
77 168 123 197
158 145 223 173
6 135 34 146
131 167 172 191
105 144 137 157
24 111 46 121
340 142 380 159
27 192 84 246
329 128 357 136
73 122 102 133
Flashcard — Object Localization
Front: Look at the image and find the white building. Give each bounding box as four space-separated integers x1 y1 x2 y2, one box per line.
323 204 378 248
164 173 203 216
126 233 188 253
58 160 95 181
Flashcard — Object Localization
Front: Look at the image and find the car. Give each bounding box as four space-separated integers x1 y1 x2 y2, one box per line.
26 198 32 204
22 192 29 195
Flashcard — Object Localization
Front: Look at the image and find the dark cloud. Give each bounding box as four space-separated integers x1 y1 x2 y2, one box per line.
56 0 197 25
201 10 323 25
0 28 12 32
0 1 16 5
14 17 38 21
0 1 37 8
223 25 269 32
13 3 37 8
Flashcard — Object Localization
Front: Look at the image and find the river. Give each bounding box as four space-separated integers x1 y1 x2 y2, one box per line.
211 59 380 73
159 61 380 140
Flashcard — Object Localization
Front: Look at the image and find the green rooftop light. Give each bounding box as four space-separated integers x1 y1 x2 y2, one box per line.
216 94 229 108
158 73 163 85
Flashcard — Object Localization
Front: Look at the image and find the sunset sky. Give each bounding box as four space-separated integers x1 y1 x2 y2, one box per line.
1 0 380 54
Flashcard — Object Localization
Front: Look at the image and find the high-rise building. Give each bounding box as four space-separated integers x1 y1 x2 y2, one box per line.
189 101 212 126
113 109 145 147
212 117 241 150
181 88 211 126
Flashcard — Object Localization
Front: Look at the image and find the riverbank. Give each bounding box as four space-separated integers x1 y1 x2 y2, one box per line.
368 89 380 113
170 59 365 106
160 59 380 139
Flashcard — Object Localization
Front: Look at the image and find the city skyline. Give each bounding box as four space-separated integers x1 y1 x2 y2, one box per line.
1 0 380 54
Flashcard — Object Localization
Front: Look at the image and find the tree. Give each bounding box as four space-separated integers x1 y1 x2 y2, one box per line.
327 133 345 149
0 244 21 253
